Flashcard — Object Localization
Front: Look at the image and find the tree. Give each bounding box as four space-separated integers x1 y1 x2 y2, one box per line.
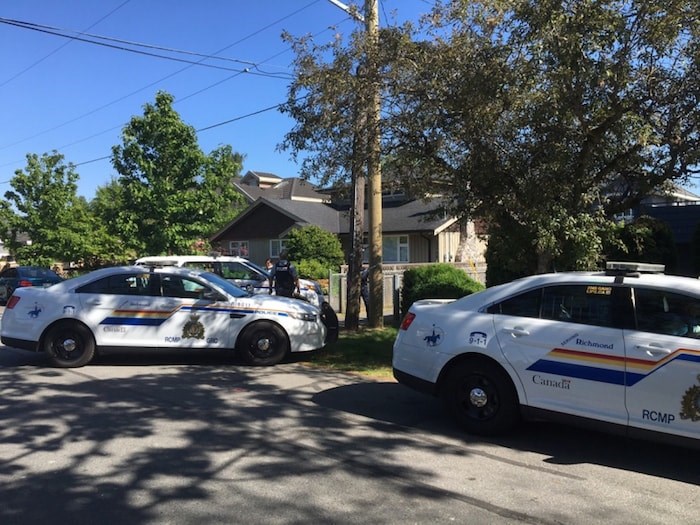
383 0 699 275
605 215 678 272
0 152 98 265
284 225 345 271
111 91 246 255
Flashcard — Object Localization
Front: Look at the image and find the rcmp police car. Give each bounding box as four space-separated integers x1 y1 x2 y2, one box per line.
393 262 700 448
135 255 326 308
1 265 335 368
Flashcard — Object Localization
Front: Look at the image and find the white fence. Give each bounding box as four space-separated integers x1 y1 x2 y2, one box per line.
328 262 487 320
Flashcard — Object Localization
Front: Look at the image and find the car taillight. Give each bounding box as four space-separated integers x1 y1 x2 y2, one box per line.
6 296 20 309
399 312 416 331
18 280 33 287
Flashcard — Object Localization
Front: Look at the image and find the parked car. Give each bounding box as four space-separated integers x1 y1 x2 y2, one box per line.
0 266 63 305
1 265 337 368
135 255 327 308
393 262 700 449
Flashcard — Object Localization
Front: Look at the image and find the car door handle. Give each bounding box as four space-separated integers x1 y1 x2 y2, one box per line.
84 298 102 306
503 327 530 337
635 343 673 356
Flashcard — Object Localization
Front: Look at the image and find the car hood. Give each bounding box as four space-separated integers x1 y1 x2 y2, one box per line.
231 292 320 313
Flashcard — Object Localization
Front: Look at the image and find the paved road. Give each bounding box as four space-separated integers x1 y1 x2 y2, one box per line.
0 345 698 524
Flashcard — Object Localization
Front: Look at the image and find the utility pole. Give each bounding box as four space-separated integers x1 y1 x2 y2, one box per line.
328 0 383 329
365 0 383 328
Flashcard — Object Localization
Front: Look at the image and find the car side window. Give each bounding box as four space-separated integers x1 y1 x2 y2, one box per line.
488 285 615 327
1 268 18 279
160 275 209 300
76 273 153 295
183 261 217 273
540 285 615 327
220 262 257 280
633 288 700 338
487 288 541 317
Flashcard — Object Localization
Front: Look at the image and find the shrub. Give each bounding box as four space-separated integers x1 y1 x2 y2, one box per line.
401 263 484 317
296 259 330 281
285 225 344 270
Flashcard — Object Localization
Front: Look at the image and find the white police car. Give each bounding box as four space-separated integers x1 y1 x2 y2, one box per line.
1 265 336 368
393 262 700 448
135 255 327 308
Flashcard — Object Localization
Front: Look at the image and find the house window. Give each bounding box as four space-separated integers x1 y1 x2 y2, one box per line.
383 235 409 263
229 241 249 257
270 239 288 258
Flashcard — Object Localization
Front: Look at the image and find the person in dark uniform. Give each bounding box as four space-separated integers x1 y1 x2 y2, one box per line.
269 249 300 298
360 264 370 316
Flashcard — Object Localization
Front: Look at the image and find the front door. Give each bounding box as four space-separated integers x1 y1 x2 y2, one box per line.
493 284 628 424
624 287 700 440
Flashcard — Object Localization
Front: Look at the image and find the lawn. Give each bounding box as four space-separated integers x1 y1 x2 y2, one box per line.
307 326 398 380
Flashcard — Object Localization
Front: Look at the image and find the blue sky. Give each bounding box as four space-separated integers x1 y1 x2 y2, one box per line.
0 0 431 200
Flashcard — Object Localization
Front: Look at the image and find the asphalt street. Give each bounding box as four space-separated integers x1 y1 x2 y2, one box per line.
0 344 698 525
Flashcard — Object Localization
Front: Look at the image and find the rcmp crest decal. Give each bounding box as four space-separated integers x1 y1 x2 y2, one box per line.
182 313 205 340
680 375 700 422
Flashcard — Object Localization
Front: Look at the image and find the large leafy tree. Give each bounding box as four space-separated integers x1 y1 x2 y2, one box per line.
0 152 100 265
111 91 246 255
386 0 699 276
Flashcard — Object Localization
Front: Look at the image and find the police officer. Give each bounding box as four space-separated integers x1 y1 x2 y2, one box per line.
269 249 300 298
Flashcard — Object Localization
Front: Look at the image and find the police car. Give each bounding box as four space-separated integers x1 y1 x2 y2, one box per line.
1 265 336 368
135 255 326 307
393 262 700 448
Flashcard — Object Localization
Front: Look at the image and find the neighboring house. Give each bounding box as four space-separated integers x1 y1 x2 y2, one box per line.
212 172 486 274
611 182 700 276
641 201 700 276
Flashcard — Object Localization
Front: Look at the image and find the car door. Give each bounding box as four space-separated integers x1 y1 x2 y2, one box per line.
624 287 700 440
152 273 232 349
76 271 164 348
492 284 628 424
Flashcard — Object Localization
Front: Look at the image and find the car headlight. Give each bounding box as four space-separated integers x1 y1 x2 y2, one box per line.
289 311 318 322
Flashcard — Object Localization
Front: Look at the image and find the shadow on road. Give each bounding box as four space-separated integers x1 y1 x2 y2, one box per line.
312 381 700 486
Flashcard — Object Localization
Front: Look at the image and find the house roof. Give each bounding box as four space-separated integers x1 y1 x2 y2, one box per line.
212 196 455 242
234 175 328 204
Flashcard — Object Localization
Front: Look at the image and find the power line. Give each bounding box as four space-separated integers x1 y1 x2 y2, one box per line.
0 0 132 89
0 1 324 154
0 17 294 79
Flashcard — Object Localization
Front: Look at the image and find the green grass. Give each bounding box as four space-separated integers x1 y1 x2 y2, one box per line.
307 326 398 380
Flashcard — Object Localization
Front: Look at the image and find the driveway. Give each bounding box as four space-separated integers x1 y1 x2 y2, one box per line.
0 346 698 524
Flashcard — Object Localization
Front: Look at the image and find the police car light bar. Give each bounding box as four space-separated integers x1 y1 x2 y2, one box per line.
606 261 665 274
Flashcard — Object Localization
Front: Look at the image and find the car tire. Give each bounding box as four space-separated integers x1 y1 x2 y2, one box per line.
43 322 96 368
442 359 519 436
237 321 289 366
320 302 339 344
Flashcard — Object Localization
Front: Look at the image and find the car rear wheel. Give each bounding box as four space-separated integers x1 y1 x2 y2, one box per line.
442 359 519 436
237 321 289 366
43 322 96 368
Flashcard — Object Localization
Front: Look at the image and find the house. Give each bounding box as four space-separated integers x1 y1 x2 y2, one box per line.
211 171 487 277
613 182 700 276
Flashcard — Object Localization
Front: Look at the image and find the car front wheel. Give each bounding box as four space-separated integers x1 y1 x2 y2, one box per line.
237 321 289 366
43 322 96 368
442 359 519 436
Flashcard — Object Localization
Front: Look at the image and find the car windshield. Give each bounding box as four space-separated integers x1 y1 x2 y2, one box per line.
245 260 270 277
198 271 249 298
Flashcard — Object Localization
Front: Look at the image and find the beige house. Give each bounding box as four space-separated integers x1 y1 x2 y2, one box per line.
211 171 487 280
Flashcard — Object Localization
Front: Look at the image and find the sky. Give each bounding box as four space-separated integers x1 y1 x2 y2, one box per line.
0 0 432 200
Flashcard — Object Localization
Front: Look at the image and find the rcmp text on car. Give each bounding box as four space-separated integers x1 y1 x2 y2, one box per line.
392 262 700 449
1 265 336 367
